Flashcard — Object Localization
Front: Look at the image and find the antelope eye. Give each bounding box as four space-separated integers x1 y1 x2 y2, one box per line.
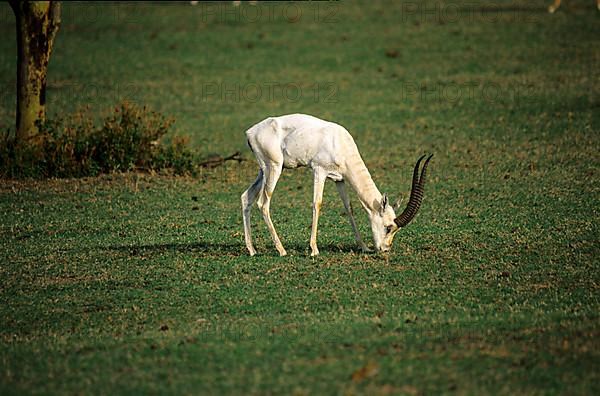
385 225 394 234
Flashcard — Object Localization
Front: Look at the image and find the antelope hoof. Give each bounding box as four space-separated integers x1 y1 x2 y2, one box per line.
278 248 287 257
548 5 557 13
310 249 319 257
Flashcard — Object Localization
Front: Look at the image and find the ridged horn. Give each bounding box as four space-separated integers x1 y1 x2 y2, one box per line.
394 154 433 228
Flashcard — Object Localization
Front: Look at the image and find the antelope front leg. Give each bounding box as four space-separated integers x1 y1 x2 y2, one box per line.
310 168 327 256
336 181 371 253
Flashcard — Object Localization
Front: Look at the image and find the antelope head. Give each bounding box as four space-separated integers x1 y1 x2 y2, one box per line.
371 154 433 252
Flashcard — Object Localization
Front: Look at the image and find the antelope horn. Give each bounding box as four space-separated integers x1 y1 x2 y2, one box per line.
394 154 433 228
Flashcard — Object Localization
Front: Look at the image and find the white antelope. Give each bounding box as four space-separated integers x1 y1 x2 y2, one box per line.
241 114 432 256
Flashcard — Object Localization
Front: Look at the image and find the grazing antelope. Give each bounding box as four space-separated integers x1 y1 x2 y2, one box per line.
241 114 432 256
548 0 600 12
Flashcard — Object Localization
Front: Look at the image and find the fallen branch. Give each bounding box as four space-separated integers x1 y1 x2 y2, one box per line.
198 151 245 168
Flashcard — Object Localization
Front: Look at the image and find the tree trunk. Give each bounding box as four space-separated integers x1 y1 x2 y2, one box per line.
9 1 61 145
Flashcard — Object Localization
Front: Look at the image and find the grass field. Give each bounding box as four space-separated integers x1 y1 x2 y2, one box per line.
1 1 599 394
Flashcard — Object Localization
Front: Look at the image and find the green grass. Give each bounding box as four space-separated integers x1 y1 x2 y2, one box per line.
1 1 599 394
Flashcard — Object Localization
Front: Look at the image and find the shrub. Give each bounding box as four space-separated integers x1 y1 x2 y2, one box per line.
0 103 198 178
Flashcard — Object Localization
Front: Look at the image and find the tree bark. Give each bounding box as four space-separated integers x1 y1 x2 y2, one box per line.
9 1 61 145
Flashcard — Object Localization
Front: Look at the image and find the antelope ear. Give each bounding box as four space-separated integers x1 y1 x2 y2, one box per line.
380 194 389 215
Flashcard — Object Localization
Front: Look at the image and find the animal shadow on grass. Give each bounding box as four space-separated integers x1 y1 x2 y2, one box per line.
285 241 366 256
101 240 242 257
93 239 364 258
